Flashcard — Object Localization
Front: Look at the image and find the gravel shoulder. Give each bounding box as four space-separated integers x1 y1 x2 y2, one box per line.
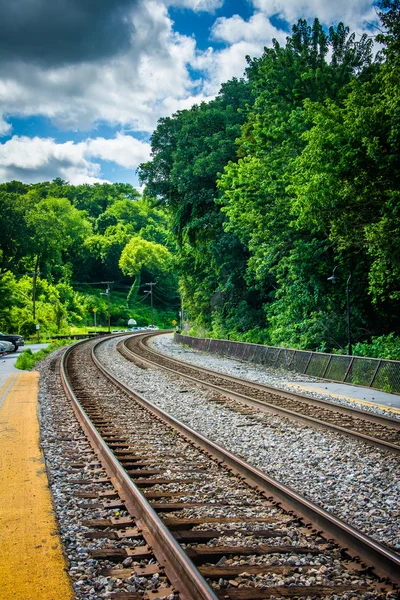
96 337 400 551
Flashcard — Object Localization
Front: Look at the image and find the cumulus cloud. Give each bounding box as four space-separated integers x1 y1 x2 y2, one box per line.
193 14 286 93
0 134 151 184
0 114 12 136
0 1 203 133
250 0 378 30
211 12 286 45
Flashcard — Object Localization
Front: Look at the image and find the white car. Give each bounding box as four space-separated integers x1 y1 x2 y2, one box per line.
0 340 15 353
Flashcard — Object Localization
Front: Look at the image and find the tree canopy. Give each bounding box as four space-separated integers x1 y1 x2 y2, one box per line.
139 5 400 351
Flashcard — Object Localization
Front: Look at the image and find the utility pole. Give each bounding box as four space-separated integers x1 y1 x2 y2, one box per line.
101 281 114 333
27 270 40 321
144 282 156 327
180 297 183 331
328 267 352 356
346 274 352 356
33 270 37 321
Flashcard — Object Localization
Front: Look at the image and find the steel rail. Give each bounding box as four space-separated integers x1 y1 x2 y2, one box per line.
60 339 219 600
92 336 400 585
142 334 400 429
121 334 400 455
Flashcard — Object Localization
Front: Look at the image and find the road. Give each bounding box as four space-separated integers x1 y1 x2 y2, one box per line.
0 344 49 386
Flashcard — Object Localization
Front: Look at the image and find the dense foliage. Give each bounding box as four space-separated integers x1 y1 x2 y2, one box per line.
0 180 179 336
2 2 399 357
139 1 400 354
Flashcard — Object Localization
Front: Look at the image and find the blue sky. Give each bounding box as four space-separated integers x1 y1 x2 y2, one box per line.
0 0 379 187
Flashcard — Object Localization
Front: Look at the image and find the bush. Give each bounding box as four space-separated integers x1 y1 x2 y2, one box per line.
15 339 74 370
15 349 34 370
352 334 400 360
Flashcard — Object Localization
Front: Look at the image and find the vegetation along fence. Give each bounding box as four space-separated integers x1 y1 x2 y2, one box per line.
175 334 400 395
49 332 109 341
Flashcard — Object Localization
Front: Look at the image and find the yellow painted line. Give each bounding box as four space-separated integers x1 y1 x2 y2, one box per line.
290 383 400 416
0 372 73 600
0 374 17 409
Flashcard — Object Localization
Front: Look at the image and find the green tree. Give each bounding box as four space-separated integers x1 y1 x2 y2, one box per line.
218 19 375 348
0 188 33 273
25 196 92 278
139 78 261 333
119 236 172 306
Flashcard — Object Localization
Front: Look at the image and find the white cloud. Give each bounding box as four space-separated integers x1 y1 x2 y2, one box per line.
0 1 202 133
164 0 224 12
0 1 288 139
193 14 286 94
211 12 284 45
86 134 151 169
251 0 378 30
0 134 151 184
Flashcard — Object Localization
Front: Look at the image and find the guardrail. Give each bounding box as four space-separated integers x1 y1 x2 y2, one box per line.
175 334 400 395
48 332 108 340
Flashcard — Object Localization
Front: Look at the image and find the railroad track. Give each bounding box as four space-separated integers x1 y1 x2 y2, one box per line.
119 334 400 455
58 336 399 599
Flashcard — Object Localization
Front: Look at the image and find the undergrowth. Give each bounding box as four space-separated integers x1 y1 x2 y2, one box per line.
15 339 74 370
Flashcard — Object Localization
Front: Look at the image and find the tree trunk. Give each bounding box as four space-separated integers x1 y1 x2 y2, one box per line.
127 272 141 307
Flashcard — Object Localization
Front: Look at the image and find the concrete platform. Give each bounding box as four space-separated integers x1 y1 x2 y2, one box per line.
288 380 400 414
0 372 73 599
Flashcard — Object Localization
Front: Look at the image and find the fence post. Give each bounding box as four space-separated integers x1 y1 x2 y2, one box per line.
275 348 282 365
321 355 332 378
369 359 382 388
343 357 355 382
287 350 295 368
304 352 313 374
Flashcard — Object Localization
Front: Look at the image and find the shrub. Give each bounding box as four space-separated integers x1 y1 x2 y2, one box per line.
15 339 74 370
352 334 400 360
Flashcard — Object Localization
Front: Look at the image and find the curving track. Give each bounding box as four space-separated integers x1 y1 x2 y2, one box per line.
57 335 400 599
120 333 400 455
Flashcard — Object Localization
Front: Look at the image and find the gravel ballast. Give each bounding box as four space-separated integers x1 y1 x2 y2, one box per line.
37 347 175 600
152 334 400 420
95 336 400 551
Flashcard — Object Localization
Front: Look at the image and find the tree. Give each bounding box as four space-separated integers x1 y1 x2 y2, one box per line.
217 19 375 348
0 188 34 273
139 78 261 333
119 236 172 306
25 196 92 277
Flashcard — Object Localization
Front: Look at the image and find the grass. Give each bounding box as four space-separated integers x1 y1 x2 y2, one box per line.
15 338 74 370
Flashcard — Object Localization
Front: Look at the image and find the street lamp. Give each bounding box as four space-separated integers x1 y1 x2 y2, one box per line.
328 266 352 355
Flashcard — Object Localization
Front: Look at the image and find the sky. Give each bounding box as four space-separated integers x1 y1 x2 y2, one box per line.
0 0 380 188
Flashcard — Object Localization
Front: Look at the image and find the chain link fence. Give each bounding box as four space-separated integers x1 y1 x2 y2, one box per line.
175 334 400 395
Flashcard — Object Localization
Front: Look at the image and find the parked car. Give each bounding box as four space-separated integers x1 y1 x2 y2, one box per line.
0 342 7 356
0 340 15 353
0 332 24 352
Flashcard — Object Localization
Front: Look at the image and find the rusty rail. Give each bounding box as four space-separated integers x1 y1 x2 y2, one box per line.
60 339 219 600
99 336 400 584
121 334 400 455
